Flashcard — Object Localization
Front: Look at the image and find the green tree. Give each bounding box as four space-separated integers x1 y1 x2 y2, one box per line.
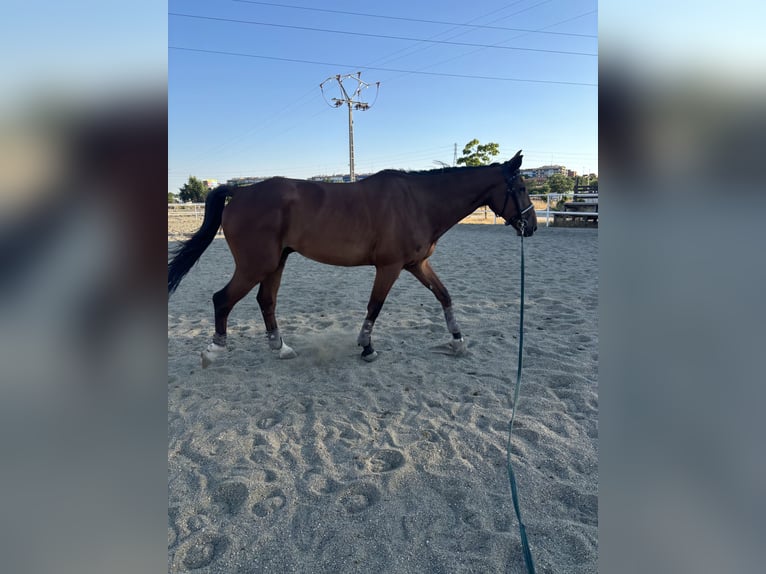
547 173 574 195
527 181 550 195
456 139 500 167
168 192 177 203
179 176 208 203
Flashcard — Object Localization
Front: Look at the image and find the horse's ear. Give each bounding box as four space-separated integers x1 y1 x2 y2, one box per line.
508 149 523 171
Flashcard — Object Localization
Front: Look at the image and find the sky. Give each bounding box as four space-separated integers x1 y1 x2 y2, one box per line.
169 0 598 194
1 1 166 109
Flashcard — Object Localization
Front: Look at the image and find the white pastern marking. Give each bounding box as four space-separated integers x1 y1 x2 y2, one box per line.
449 338 467 356
201 342 226 368
278 341 297 359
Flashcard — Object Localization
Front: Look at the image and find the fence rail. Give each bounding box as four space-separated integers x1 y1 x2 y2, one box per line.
533 192 598 227
168 192 596 234
168 203 220 238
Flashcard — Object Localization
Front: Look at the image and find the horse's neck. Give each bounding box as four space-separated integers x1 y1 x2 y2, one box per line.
417 167 498 230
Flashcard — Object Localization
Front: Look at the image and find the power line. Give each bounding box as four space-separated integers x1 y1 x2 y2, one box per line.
169 12 597 57
361 0 556 71
169 46 598 87
374 9 598 86
232 0 597 39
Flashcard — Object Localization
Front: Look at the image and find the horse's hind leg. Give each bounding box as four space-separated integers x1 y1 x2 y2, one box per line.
357 264 402 362
406 259 466 355
201 270 258 367
256 249 296 359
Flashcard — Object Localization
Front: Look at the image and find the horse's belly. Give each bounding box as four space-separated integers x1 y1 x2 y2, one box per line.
290 237 372 267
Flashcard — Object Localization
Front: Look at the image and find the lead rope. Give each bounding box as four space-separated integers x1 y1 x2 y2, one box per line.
506 228 536 573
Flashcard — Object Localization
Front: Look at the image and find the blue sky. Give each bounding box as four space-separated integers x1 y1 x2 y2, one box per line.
169 0 597 193
2 1 166 110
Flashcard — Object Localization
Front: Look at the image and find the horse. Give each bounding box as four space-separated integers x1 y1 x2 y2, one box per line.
168 150 536 366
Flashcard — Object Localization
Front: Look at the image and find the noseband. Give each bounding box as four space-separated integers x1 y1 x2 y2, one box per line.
500 164 534 231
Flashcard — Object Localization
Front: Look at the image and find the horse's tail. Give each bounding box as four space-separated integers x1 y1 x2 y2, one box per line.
168 185 235 295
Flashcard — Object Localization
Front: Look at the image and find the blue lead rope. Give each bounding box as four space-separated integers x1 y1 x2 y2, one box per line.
506 232 536 573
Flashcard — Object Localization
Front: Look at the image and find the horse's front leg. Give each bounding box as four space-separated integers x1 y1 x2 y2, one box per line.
406 259 466 356
357 265 402 362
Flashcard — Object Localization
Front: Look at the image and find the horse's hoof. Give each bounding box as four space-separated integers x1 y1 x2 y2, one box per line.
449 338 467 356
361 348 378 362
278 342 297 359
201 342 226 368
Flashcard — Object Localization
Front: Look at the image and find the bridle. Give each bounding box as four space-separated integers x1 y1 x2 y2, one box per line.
500 164 534 233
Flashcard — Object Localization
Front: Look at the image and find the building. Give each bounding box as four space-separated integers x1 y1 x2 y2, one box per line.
221 173 372 186
225 176 268 187
202 179 218 189
308 174 348 183
308 173 373 183
520 165 569 180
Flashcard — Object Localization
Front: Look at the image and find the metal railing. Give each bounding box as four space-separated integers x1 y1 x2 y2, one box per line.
169 194 597 231
532 193 599 227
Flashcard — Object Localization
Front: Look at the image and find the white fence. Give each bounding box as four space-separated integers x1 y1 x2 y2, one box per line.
169 202 546 228
168 203 205 217
532 192 599 227
168 203 220 238
169 193 597 232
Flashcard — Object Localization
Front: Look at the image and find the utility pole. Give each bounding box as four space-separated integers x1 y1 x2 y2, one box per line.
320 72 379 182
453 143 457 166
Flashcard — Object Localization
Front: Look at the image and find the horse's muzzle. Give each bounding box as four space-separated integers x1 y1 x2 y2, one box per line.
508 211 537 237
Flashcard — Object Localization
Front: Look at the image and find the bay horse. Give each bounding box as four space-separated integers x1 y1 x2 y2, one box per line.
168 150 536 365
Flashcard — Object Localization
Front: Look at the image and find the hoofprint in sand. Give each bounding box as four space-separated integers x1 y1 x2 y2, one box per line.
168 225 598 573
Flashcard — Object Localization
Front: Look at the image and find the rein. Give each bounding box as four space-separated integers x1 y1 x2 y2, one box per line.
506 224 537 573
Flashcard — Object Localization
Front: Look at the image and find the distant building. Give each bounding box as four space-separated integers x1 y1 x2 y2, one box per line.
202 179 218 189
226 176 268 187
221 173 373 187
308 173 372 183
520 165 568 180
308 175 347 183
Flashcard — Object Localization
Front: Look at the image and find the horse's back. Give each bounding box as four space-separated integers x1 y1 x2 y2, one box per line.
220 175 433 268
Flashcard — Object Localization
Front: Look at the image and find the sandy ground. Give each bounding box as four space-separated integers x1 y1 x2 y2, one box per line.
168 225 598 573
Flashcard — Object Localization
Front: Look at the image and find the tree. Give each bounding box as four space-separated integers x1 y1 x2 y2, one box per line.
168 192 177 203
526 181 550 195
456 139 500 167
179 176 208 203
547 173 574 195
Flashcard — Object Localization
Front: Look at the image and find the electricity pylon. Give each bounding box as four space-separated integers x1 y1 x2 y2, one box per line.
320 72 379 182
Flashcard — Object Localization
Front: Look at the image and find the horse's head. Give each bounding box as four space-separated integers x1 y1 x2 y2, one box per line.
490 150 537 237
